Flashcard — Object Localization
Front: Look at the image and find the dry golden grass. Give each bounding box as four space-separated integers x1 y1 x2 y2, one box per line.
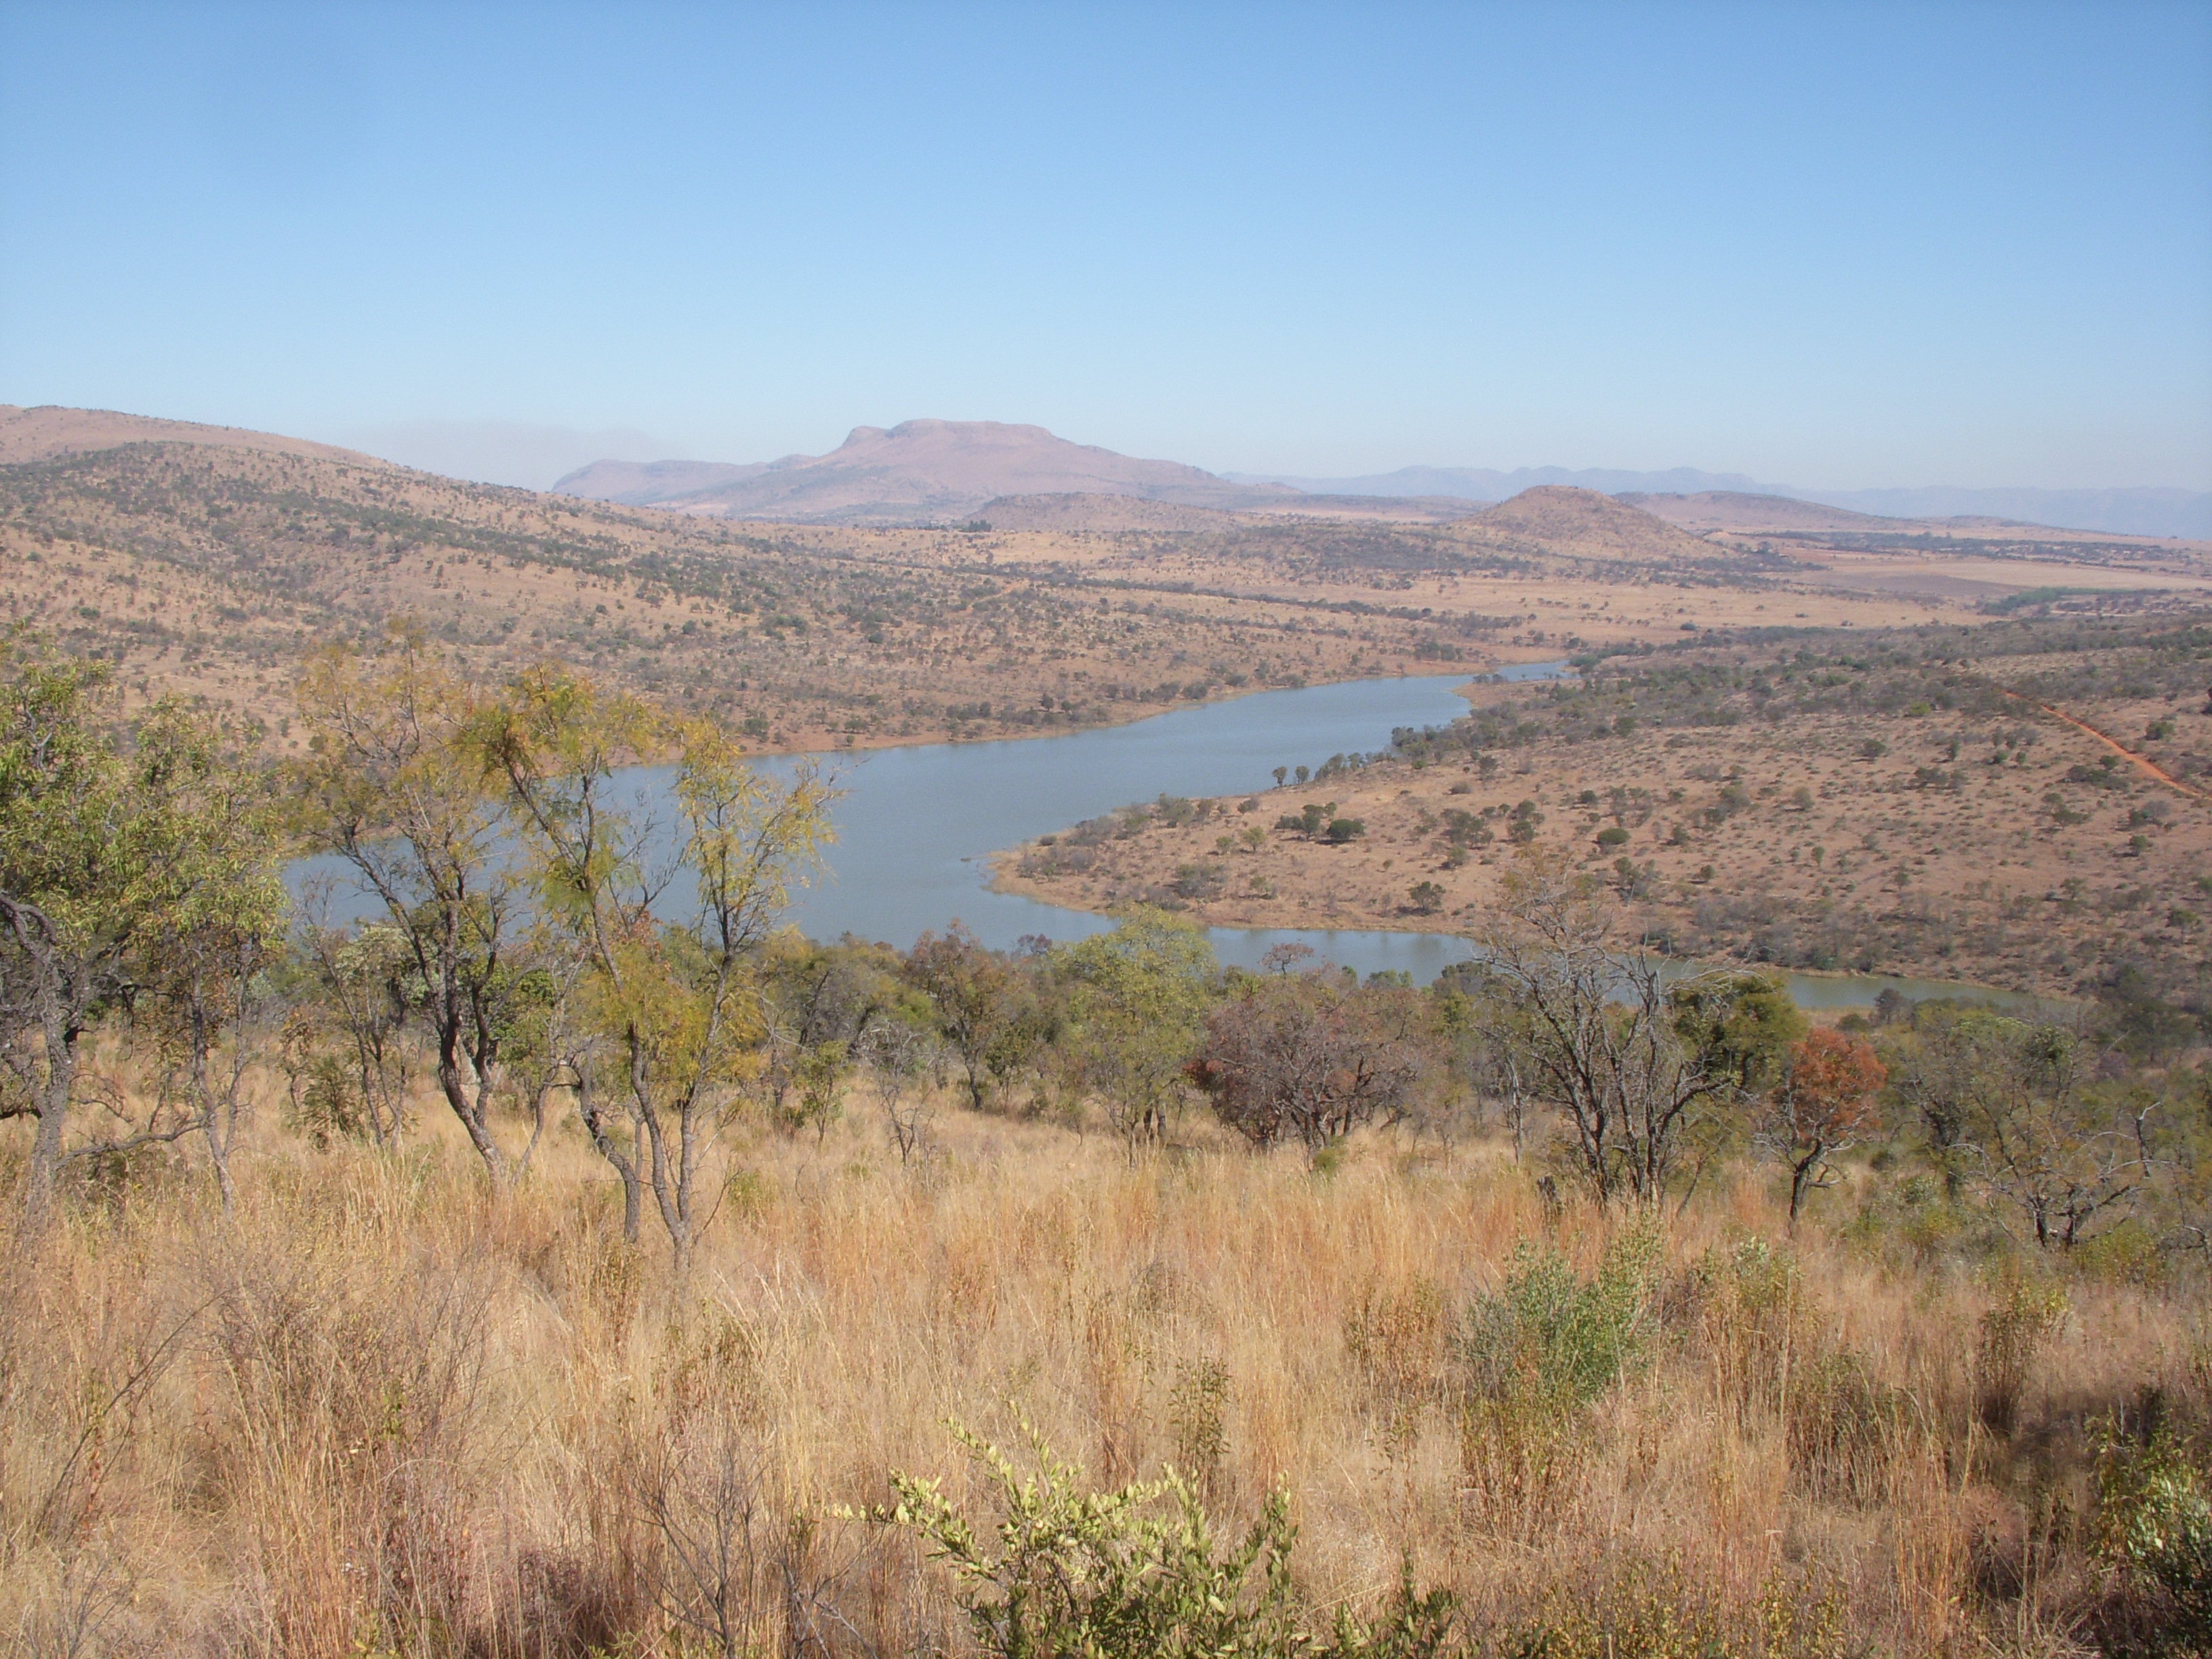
3 1063 2198 1656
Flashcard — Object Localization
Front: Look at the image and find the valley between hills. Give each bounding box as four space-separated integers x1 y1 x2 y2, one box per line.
5 405 2207 763
4 403 2210 1002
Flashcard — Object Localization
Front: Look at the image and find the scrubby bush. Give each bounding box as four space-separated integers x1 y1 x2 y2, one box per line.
886 1425 1460 1659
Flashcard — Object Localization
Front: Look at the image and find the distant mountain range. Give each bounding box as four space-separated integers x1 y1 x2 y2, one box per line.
1790 486 2211 540
1230 466 2212 541
549 425 2211 539
21 403 2184 541
1223 464 1771 500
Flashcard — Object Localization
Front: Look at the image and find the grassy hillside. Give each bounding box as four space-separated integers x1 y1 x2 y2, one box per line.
1 426 2011 762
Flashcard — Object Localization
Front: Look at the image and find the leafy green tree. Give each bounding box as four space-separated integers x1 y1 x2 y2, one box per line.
906 922 1032 1112
477 663 833 1263
757 933 912 1134
1058 909 1218 1148
0 648 285 1230
134 705 289 1209
1668 969 1805 1097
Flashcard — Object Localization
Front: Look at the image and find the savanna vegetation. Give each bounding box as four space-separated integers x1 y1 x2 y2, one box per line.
18 415 2152 770
1000 612 2212 1012
3 630 2210 1658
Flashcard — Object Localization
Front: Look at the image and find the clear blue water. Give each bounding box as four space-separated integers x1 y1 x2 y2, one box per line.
293 665 2047 1010
755 672 1483 966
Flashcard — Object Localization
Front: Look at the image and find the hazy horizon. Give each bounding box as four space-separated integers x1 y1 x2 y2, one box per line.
3 1 2209 492
326 416 2209 506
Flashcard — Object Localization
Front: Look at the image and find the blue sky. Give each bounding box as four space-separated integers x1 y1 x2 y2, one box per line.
2 1 2207 489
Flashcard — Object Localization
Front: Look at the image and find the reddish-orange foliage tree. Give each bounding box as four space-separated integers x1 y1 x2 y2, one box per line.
1761 1027 1887 1230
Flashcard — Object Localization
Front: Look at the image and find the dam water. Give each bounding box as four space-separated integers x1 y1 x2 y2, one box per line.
741 665 2034 1008
295 665 2040 1009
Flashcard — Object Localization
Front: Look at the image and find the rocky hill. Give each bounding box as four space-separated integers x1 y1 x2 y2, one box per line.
1466 485 1729 564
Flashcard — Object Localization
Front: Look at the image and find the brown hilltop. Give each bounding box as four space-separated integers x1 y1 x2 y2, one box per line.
1467 485 1727 563
0 403 369 466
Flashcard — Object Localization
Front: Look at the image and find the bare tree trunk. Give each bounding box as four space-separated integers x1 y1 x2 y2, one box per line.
189 1010 239 1213
576 1068 643 1243
435 1013 512 1192
21 1010 75 1237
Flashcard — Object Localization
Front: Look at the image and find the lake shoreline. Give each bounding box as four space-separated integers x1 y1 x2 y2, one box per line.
983 846 2059 1012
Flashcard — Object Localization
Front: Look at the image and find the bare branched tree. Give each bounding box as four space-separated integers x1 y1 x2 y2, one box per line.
861 1019 941 1166
1473 855 1755 1207
1188 969 1427 1158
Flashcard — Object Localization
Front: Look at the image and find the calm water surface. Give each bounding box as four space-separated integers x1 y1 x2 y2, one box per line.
760 672 1483 968
296 665 2043 1009
753 668 2039 1009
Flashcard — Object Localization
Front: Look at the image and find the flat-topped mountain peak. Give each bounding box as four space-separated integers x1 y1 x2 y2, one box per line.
554 419 1296 523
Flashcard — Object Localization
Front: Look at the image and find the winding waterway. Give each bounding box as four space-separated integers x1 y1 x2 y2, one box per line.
295 665 2042 1008
746 666 2034 1009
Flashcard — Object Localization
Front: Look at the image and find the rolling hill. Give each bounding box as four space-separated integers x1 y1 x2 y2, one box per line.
1466 485 1732 565
0 403 370 466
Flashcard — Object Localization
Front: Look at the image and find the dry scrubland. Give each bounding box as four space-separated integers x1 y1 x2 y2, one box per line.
1001 612 2212 1005
6 1072 2210 1658
7 411 2212 1658
20 408 2212 769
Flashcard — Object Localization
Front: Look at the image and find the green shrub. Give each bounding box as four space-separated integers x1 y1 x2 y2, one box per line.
1460 1224 1665 1409
1456 1226 1664 1533
886 1422 1460 1658
2092 1418 2212 1656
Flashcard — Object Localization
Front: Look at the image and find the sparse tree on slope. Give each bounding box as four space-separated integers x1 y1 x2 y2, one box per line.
477 663 833 1265
293 627 546 1189
1058 909 1218 1149
1188 968 1427 1159
0 649 284 1230
1475 851 1763 1207
1757 1026 1885 1231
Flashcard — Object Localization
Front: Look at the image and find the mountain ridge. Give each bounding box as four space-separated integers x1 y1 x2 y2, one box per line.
1239 462 2210 540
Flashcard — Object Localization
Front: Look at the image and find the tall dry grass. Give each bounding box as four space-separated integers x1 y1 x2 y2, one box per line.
1 1073 2201 1656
